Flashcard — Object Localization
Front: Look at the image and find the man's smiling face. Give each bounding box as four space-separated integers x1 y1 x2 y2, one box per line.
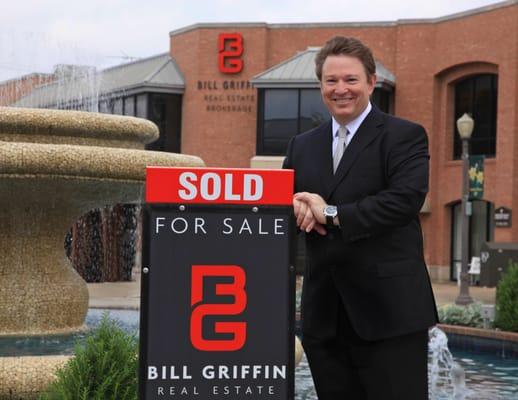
320 54 376 125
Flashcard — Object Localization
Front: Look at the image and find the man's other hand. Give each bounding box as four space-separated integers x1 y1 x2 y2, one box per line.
293 195 327 235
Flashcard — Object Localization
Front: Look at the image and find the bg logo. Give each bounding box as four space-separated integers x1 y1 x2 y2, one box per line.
218 33 244 74
190 265 247 351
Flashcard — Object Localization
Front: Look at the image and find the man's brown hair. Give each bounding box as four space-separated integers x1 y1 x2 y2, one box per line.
315 36 376 81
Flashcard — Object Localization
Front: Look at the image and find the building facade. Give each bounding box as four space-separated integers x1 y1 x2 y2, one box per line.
167 1 517 281
3 0 518 281
0 72 54 106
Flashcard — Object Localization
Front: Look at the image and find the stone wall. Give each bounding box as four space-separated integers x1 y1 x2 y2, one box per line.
0 356 70 399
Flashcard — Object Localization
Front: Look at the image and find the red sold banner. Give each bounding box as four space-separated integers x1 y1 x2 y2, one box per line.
146 167 294 205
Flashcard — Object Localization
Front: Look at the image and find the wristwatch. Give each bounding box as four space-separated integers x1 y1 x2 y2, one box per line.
323 205 338 226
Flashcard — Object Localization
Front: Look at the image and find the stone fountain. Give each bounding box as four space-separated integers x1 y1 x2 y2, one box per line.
0 106 203 397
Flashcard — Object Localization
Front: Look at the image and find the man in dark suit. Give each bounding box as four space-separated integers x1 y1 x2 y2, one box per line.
283 36 438 399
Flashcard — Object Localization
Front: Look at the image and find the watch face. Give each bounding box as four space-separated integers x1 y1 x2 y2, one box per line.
324 205 337 217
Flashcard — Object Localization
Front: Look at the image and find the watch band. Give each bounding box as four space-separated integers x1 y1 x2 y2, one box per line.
324 205 338 227
326 214 334 226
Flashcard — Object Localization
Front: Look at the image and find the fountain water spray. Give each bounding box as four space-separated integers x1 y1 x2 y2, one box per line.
428 327 469 400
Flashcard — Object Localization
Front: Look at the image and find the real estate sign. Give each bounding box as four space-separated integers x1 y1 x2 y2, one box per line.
140 167 295 399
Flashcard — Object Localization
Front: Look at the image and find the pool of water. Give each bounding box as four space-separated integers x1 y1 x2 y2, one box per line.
0 309 139 357
1 309 517 399
451 350 518 399
294 351 518 400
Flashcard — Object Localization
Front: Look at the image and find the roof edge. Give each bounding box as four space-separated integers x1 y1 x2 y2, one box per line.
0 72 54 86
170 22 268 36
101 52 170 74
398 0 517 25
142 57 185 86
250 81 320 89
14 83 184 109
169 1 516 35
251 48 319 81
143 57 171 83
101 83 185 97
251 80 391 89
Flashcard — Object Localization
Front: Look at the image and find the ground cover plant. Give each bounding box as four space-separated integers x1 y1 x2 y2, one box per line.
39 314 138 400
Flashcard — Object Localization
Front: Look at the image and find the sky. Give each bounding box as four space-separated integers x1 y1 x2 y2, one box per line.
0 0 506 82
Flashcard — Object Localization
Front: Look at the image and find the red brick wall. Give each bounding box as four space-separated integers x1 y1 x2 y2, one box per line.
0 74 54 106
171 26 269 168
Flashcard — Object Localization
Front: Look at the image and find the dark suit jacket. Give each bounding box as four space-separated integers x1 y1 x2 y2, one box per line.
283 106 438 341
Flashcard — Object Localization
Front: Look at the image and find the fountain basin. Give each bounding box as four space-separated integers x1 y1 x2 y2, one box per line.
0 107 204 336
0 355 70 400
0 309 305 399
0 106 156 148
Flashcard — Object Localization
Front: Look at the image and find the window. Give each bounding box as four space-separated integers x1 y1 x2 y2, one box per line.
145 93 182 153
96 92 182 154
124 96 135 116
258 87 392 155
136 94 148 118
99 100 110 114
299 89 330 133
371 88 392 115
112 98 123 115
258 89 329 155
453 74 498 159
260 89 300 155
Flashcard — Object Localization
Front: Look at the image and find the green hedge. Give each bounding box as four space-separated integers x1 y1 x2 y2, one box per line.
494 262 518 332
39 314 138 400
437 302 484 328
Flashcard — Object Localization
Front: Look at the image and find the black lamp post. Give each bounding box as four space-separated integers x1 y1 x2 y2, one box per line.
455 113 475 306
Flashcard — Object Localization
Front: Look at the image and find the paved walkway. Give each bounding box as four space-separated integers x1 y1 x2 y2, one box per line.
88 280 140 309
431 282 495 306
87 278 496 309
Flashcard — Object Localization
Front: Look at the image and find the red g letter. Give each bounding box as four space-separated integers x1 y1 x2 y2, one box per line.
218 33 244 74
190 265 247 351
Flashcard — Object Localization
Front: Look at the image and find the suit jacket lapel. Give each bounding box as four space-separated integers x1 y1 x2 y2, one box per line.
328 107 384 198
313 120 334 198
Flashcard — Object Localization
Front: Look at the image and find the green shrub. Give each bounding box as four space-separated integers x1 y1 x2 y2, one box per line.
438 302 484 328
39 314 138 400
494 262 518 332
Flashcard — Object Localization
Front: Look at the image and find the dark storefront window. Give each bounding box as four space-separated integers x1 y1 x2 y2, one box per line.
96 92 182 153
371 88 393 115
299 89 330 133
145 93 182 153
453 74 498 159
136 94 148 118
260 89 300 155
258 87 392 156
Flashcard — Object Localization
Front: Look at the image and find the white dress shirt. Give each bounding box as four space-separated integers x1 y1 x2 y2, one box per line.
331 101 372 156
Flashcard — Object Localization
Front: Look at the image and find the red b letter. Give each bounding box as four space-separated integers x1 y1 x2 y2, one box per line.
218 33 244 74
190 265 247 351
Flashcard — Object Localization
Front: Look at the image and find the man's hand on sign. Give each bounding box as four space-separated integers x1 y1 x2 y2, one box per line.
293 194 327 235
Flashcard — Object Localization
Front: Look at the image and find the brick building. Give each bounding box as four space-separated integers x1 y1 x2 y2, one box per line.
3 0 518 281
168 0 517 282
0 72 54 106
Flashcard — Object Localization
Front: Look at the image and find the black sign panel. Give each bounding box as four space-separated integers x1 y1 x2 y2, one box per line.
494 206 512 228
139 205 295 399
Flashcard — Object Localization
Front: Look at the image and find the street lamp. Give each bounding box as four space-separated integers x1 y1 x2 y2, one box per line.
455 113 475 305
